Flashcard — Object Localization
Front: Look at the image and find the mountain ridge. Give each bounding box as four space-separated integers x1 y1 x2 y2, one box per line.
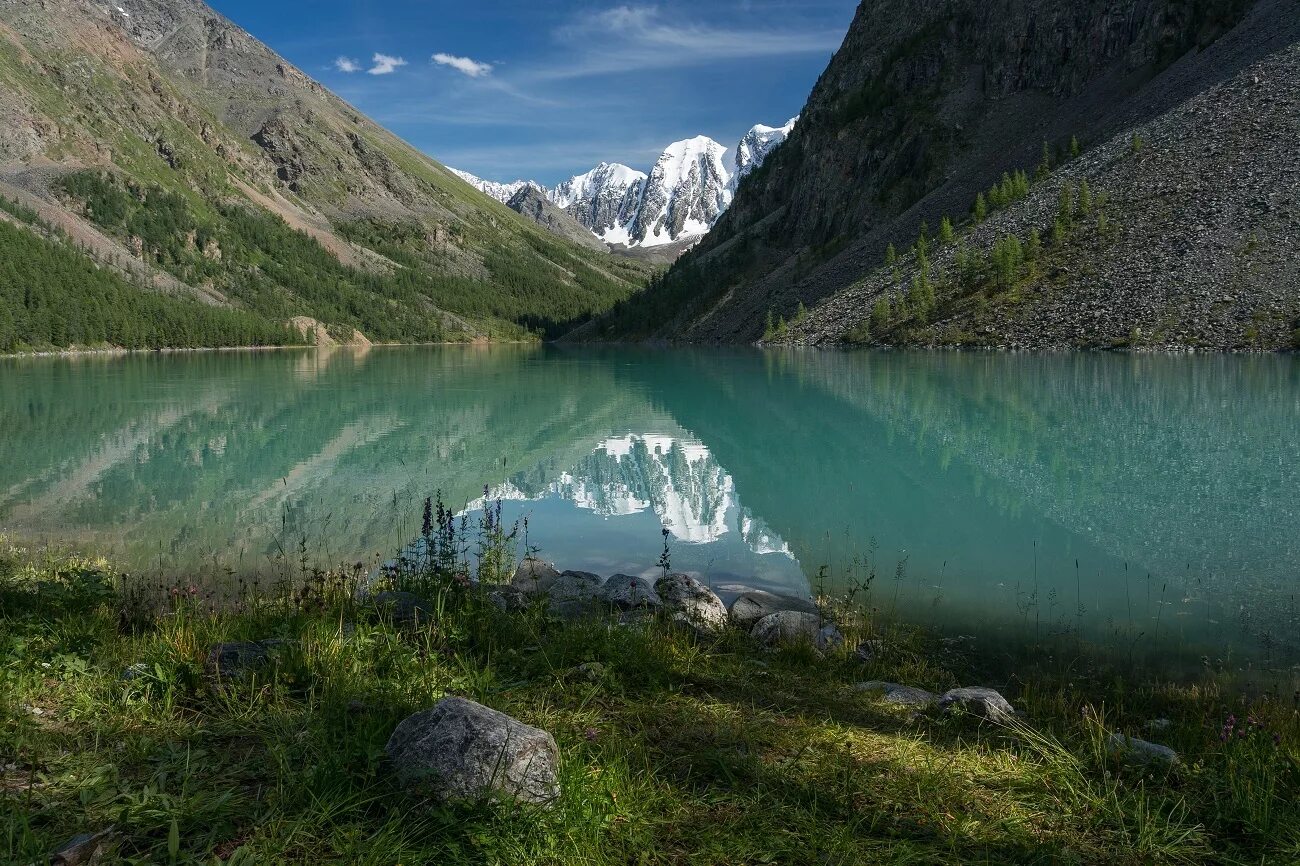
0 0 654 352
575 0 1300 350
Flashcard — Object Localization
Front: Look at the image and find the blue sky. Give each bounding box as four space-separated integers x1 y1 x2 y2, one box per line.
207 1 858 186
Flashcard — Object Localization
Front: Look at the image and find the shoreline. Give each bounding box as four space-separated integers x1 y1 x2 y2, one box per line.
2 541 1297 863
0 338 542 361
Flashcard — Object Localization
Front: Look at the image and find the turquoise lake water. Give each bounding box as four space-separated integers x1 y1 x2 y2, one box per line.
3 346 1298 671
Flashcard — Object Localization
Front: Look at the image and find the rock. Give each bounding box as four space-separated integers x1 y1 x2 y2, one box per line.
385 697 560 806
600 574 662 611
728 590 819 630
203 640 289 681
573 662 605 681
939 687 1015 722
654 573 727 632
1109 733 1179 767
487 586 529 613
50 827 115 866
371 591 434 626
854 639 883 662
855 681 940 708
750 610 843 651
511 558 561 595
121 662 151 681
667 611 716 641
547 571 604 618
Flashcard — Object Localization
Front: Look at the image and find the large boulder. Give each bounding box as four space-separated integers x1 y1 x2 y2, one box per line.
855 681 940 708
487 585 529 613
385 697 560 806
654 573 727 632
371 591 434 626
728 590 819 630
939 687 1015 722
511 558 561 595
750 610 843 651
600 574 662 611
1109 733 1179 767
547 571 604 618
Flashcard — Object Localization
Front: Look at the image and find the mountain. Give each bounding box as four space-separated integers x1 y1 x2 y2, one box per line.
504 186 607 252
730 117 798 190
549 163 648 246
0 0 653 353
448 120 797 258
447 169 541 204
579 0 1300 351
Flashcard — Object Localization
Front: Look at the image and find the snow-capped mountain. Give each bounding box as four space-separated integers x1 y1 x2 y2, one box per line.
448 117 797 251
731 117 799 190
447 168 541 204
628 136 733 247
549 163 647 246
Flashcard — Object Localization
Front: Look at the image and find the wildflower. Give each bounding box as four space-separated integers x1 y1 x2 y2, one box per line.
584 727 599 741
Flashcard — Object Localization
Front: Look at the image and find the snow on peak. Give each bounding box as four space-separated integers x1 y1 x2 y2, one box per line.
732 116 798 187
448 167 542 204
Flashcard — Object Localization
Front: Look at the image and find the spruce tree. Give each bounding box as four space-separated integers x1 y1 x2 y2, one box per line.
1078 180 1093 216
973 192 988 223
1070 136 1081 159
885 242 897 267
939 216 954 244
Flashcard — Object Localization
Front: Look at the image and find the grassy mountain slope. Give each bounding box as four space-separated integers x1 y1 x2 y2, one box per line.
577 0 1299 349
0 0 653 353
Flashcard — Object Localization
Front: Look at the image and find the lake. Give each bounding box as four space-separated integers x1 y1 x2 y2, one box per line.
3 346 1298 673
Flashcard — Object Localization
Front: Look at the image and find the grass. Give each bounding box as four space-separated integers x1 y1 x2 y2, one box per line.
2 538 1299 865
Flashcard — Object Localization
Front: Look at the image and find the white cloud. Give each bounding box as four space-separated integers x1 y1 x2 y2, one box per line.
547 4 842 80
432 53 494 78
334 56 360 73
368 53 408 75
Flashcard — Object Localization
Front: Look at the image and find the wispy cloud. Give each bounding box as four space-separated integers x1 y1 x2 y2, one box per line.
368 53 407 75
432 53 494 78
545 4 842 80
334 56 360 73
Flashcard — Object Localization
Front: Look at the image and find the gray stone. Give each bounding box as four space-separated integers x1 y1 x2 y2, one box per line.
854 640 883 662
855 681 940 708
51 827 115 866
385 697 560 806
203 640 291 681
750 610 843 651
939 687 1015 722
654 573 727 632
1109 733 1179 767
547 571 604 618
487 586 529 613
511 558 562 595
121 663 151 682
600 574 662 611
371 591 434 626
728 590 820 630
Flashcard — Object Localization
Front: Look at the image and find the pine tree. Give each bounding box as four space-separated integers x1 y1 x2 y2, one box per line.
1035 140 1052 180
939 216 954 244
1070 135 1081 159
1027 228 1043 263
764 309 775 340
871 297 890 330
885 243 897 267
973 192 988 223
1052 217 1068 248
795 301 808 324
1058 185 1074 227
1078 179 1093 216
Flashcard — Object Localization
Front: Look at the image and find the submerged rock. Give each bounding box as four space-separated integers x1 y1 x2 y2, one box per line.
939 687 1015 722
1109 733 1179 767
511 558 562 595
385 697 560 805
655 573 727 632
855 681 940 708
601 574 662 611
751 610 843 651
728 590 819 630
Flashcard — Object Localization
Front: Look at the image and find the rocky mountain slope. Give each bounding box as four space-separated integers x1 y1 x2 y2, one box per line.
504 186 606 252
0 0 652 351
577 0 1299 350
452 119 797 256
